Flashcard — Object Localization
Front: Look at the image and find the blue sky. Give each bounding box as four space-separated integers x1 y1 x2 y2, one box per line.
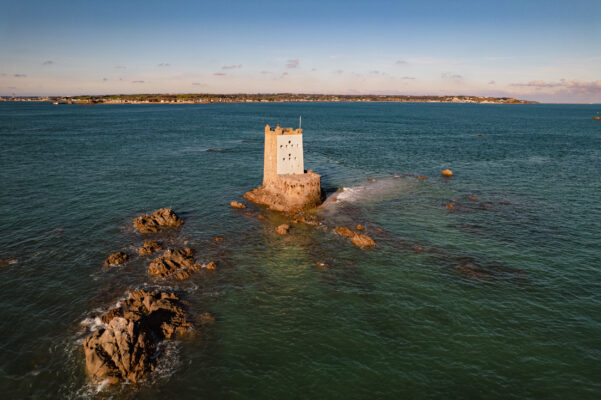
1 0 600 102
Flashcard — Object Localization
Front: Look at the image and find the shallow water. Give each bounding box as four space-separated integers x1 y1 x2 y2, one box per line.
1 102 600 399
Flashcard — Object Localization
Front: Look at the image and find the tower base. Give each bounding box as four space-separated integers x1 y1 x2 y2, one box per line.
244 171 323 212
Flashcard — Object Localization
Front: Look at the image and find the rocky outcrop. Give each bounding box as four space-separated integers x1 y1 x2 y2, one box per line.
138 240 163 256
244 171 322 212
83 290 191 385
204 261 217 271
104 251 129 267
230 201 246 209
275 224 290 235
133 208 184 234
148 248 202 280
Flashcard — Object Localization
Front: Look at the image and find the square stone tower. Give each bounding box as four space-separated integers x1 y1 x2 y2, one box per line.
245 123 322 212
263 124 304 186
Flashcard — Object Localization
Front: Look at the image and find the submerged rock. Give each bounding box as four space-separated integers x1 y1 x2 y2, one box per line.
138 240 163 256
230 201 246 209
133 208 184 234
148 248 202 280
104 251 129 267
333 226 355 238
0 258 18 267
275 224 290 235
352 233 376 248
83 290 191 385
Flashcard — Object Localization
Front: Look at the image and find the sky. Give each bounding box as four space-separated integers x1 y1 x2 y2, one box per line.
1 0 600 103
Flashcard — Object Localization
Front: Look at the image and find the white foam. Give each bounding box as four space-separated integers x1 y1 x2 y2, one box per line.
334 178 415 203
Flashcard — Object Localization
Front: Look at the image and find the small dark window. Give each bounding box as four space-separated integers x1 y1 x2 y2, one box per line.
288 140 291 144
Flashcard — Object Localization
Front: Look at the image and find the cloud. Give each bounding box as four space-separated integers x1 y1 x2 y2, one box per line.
115 66 126 69
213 72 226 76
286 59 299 68
102 78 108 82
401 76 416 80
510 79 601 95
42 60 53 65
158 63 170 67
311 68 317 71
13 74 26 78
441 72 463 80
260 70 271 74
281 72 289 77
132 80 144 83
395 60 407 65
488 80 495 84
222 64 242 70
334 70 343 74
369 70 380 75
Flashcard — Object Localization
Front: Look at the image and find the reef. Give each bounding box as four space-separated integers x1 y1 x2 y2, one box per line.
133 208 184 234
82 290 191 385
244 171 323 212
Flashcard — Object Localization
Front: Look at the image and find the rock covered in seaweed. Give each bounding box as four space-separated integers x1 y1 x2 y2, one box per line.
82 290 191 385
148 248 202 280
104 251 129 267
133 208 184 234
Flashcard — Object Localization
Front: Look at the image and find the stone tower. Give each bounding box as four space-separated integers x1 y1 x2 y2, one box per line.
263 124 304 186
244 123 322 212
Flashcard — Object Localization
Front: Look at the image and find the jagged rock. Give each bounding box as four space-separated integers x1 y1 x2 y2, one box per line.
138 240 163 256
133 208 184 234
333 226 355 238
355 224 364 231
104 251 129 267
204 261 217 271
230 201 246 209
214 236 224 243
83 290 191 385
275 224 290 235
244 171 322 212
148 248 201 280
351 233 376 248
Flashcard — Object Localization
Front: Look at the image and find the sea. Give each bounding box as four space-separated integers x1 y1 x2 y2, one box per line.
0 101 600 399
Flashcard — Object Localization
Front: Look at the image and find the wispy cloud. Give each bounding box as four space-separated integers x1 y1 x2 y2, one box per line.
281 72 289 78
401 76 415 80
158 63 170 67
115 66 126 69
286 59 299 68
334 70 343 74
311 68 317 71
222 64 242 70
488 80 496 84
42 60 53 65
260 70 271 74
213 72 226 76
395 60 407 65
441 72 463 80
13 74 27 78
132 80 144 83
510 79 601 94
369 70 380 75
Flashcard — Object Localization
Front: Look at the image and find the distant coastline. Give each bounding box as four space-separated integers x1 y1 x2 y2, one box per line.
0 93 536 105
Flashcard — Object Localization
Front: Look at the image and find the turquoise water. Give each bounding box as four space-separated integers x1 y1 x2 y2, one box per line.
0 102 600 399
